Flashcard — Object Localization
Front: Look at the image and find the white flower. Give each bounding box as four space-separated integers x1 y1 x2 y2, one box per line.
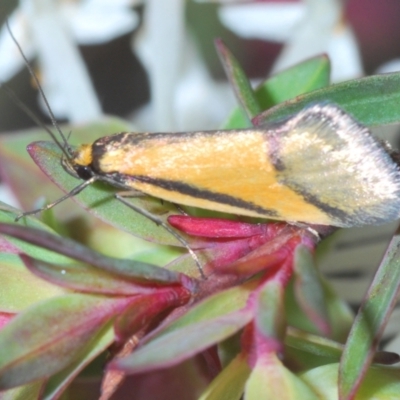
218 0 363 82
132 0 235 131
0 0 139 122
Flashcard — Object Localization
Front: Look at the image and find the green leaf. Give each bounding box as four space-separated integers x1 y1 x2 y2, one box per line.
301 363 400 399
255 280 285 343
21 255 167 295
293 245 330 335
0 253 66 313
244 353 318 400
339 224 400 400
284 328 396 372
320 279 354 343
199 354 250 400
285 327 343 361
0 293 131 389
0 202 70 264
0 381 43 400
256 55 330 109
215 39 261 122
42 324 114 400
152 278 259 337
113 308 252 374
0 204 68 312
223 55 330 129
351 366 400 399
285 271 353 341
254 72 400 128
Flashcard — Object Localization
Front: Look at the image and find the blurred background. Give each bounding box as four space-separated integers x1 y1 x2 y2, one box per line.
1 0 400 133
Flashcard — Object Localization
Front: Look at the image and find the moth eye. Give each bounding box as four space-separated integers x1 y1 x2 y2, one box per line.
75 165 93 180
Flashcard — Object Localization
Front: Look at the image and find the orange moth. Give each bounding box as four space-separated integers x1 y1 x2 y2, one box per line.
44 103 400 229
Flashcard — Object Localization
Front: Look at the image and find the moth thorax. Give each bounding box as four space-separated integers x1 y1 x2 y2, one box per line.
73 144 93 167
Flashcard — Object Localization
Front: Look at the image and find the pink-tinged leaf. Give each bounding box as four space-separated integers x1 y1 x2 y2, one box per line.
170 234 284 278
27 141 191 247
0 223 183 285
0 202 72 264
215 39 261 122
111 309 253 374
319 280 353 343
254 280 286 355
293 245 330 336
0 313 14 330
0 236 20 254
114 286 191 342
169 219 306 283
110 280 259 374
41 324 114 400
137 281 255 338
168 215 274 238
224 232 297 276
0 253 66 313
0 381 43 400
0 130 61 214
284 275 353 341
244 353 319 400
0 293 133 389
339 224 400 400
168 218 299 278
223 55 330 129
20 255 171 296
111 359 209 400
199 354 250 400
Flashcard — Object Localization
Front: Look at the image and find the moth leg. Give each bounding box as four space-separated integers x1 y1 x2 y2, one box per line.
15 177 98 221
123 192 186 217
289 221 336 240
173 204 189 216
115 191 206 279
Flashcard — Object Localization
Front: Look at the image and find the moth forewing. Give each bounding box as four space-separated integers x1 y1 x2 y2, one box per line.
62 104 400 228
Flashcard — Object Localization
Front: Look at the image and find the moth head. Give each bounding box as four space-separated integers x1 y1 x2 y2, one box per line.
62 144 94 181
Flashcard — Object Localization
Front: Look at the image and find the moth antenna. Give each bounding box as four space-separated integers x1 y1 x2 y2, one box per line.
5 19 73 158
0 82 70 157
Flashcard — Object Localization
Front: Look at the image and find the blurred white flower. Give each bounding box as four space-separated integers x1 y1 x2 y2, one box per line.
0 0 140 122
133 0 235 131
376 59 400 74
219 1 305 42
218 0 363 82
64 0 140 44
134 0 186 131
1 0 235 134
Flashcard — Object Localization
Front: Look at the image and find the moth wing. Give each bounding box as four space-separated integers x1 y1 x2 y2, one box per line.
272 104 400 227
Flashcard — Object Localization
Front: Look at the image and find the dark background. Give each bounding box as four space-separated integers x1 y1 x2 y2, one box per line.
0 0 399 132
